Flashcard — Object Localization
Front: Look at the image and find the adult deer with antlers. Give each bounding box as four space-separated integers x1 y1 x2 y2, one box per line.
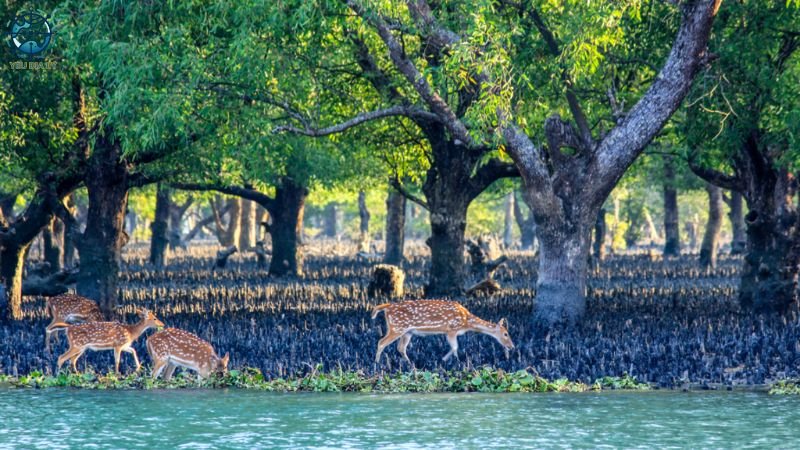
44 294 105 352
147 328 229 380
372 300 514 363
55 309 164 374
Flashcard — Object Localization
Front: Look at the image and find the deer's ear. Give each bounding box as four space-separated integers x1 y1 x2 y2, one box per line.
498 318 507 328
221 352 230 367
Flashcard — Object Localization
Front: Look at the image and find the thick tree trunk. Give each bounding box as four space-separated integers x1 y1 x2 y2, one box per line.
0 242 29 321
357 191 370 252
268 179 308 277
42 217 62 273
424 202 468 296
729 191 746 254
384 190 406 265
663 155 680 256
77 132 129 319
699 184 723 269
239 199 255 250
503 192 514 248
323 203 338 238
149 184 170 268
536 217 593 325
593 208 606 261
738 169 798 313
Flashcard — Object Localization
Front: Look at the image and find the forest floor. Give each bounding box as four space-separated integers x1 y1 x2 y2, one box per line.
1 241 798 388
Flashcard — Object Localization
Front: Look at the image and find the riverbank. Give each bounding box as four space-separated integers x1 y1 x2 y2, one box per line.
0 367 649 392
2 245 798 388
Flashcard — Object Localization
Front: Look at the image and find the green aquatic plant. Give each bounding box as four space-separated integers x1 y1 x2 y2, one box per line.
595 374 651 390
768 380 800 395
1 366 647 393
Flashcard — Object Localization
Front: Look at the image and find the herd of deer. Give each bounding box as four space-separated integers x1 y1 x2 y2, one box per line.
44 294 514 378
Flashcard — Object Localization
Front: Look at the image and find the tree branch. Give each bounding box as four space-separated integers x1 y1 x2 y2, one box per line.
172 183 276 211
468 159 520 200
389 177 429 210
272 105 439 136
348 0 476 148
687 156 744 192
531 8 593 149
589 0 722 205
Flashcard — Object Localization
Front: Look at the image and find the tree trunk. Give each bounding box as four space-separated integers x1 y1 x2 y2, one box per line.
268 178 308 277
0 242 30 321
255 205 267 242
424 202 469 296
384 189 406 265
218 197 241 247
77 132 129 319
513 191 536 250
62 195 78 269
149 184 170 268
0 193 16 226
739 169 798 313
503 192 514 248
663 155 681 256
239 199 255 250
323 203 338 238
535 217 593 325
357 191 370 252
729 191 746 254
593 207 606 261
42 217 62 274
699 183 723 269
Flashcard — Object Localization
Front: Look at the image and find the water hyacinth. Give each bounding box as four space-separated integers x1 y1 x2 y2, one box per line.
1 243 797 388
2 366 647 393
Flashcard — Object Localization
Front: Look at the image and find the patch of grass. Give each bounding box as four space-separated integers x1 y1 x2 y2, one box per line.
594 373 651 390
768 380 800 395
0 366 650 393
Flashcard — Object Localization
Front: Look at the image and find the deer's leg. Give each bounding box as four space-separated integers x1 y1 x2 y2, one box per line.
151 359 167 379
375 330 404 363
70 351 84 373
57 347 80 371
163 363 177 381
123 347 141 372
113 348 122 374
45 329 53 352
442 332 459 362
397 333 413 364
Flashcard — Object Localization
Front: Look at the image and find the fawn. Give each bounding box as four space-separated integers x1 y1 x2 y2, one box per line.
371 300 514 363
147 327 230 380
55 309 164 374
45 294 105 352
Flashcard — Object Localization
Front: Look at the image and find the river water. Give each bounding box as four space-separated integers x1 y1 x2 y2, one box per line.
1 390 799 448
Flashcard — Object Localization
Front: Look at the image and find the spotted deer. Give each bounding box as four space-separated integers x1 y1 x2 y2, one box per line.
55 309 164 374
147 328 229 380
371 300 514 363
45 294 105 351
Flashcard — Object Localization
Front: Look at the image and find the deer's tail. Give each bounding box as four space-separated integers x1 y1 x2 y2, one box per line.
371 303 391 320
48 322 71 331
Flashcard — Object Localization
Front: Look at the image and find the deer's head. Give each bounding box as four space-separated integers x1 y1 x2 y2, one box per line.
137 309 165 330
492 318 515 355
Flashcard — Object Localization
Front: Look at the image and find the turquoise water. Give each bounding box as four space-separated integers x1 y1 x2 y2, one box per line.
1 390 799 448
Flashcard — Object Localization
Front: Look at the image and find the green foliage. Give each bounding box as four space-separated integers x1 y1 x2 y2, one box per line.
595 374 650 391
769 380 800 395
0 366 655 393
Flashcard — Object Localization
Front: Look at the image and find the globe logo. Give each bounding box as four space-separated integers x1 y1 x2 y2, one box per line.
6 11 54 59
